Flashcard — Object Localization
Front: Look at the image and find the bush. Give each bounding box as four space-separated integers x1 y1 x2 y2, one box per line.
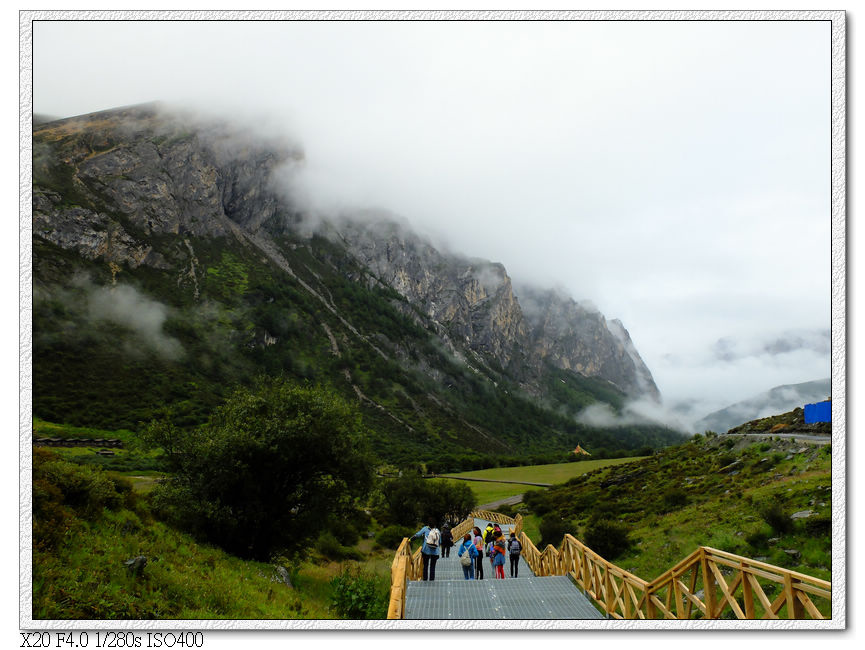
803 514 832 536
745 529 770 550
524 490 553 517
331 521 360 547
717 453 737 468
539 514 573 548
662 488 688 510
759 499 793 535
329 566 389 619
32 449 131 549
375 525 413 549
315 533 363 561
583 518 633 561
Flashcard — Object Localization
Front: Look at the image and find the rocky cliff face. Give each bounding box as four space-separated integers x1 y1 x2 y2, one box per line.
33 105 661 403
516 286 661 399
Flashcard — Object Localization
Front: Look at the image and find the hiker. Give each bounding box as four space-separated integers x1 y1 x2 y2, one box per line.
483 522 495 545
457 533 477 580
441 526 454 558
492 533 507 579
508 532 523 578
472 526 485 580
410 522 441 581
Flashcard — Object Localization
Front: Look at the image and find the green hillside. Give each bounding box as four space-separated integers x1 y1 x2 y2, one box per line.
518 432 832 583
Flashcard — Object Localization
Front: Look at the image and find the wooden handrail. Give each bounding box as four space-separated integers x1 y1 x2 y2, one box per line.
389 509 831 620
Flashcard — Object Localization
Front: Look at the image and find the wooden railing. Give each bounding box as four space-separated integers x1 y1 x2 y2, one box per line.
515 527 831 620
389 509 831 620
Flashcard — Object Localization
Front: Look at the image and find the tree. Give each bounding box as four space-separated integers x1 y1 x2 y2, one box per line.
145 378 374 561
378 474 475 528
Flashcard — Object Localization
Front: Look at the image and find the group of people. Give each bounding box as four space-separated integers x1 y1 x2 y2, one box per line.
410 521 523 582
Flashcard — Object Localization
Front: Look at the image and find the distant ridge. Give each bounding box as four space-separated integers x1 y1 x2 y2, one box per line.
693 378 830 434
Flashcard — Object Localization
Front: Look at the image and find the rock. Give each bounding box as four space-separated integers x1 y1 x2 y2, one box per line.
797 448 808 454
123 555 147 576
275 566 293 588
790 510 814 520
783 549 801 560
719 460 743 473
768 537 780 545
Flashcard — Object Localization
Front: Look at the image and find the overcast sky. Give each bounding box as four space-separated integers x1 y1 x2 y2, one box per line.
31 18 834 423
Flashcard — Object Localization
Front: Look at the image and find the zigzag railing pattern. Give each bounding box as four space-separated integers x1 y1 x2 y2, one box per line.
388 510 832 620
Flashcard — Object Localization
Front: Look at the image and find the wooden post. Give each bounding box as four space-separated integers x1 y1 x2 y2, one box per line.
742 563 755 619
784 573 805 619
700 548 717 619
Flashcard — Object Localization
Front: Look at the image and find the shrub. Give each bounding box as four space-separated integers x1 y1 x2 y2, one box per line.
803 514 832 536
583 518 633 561
539 514 573 548
745 529 770 550
329 566 389 619
375 525 413 549
315 533 363 561
32 449 131 549
717 453 737 468
524 490 553 517
759 499 793 535
331 521 360 547
662 488 688 510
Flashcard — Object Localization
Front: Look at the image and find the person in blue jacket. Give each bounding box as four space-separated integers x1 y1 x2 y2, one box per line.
410 522 441 581
457 533 478 580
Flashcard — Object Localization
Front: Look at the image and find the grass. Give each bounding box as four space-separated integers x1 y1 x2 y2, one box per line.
520 436 832 586
33 509 334 620
432 457 647 506
33 418 138 443
440 457 647 484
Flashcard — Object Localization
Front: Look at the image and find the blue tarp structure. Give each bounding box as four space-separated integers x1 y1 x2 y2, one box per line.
804 400 831 424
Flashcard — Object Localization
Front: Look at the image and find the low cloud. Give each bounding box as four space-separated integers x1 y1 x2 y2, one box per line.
577 398 691 433
712 329 830 363
84 282 184 359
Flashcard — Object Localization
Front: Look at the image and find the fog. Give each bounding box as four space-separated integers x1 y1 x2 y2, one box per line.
31 18 833 423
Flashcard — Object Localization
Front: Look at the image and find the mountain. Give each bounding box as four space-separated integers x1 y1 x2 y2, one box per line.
693 378 831 434
31 104 682 468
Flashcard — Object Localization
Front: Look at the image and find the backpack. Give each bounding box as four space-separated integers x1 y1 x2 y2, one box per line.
484 528 494 544
425 528 440 548
459 543 473 567
509 538 522 555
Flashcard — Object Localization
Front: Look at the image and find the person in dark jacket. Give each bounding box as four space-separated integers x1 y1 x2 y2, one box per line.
440 526 454 558
508 532 523 578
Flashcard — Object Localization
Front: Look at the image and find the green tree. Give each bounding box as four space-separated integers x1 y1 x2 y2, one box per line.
378 475 475 528
145 378 374 561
